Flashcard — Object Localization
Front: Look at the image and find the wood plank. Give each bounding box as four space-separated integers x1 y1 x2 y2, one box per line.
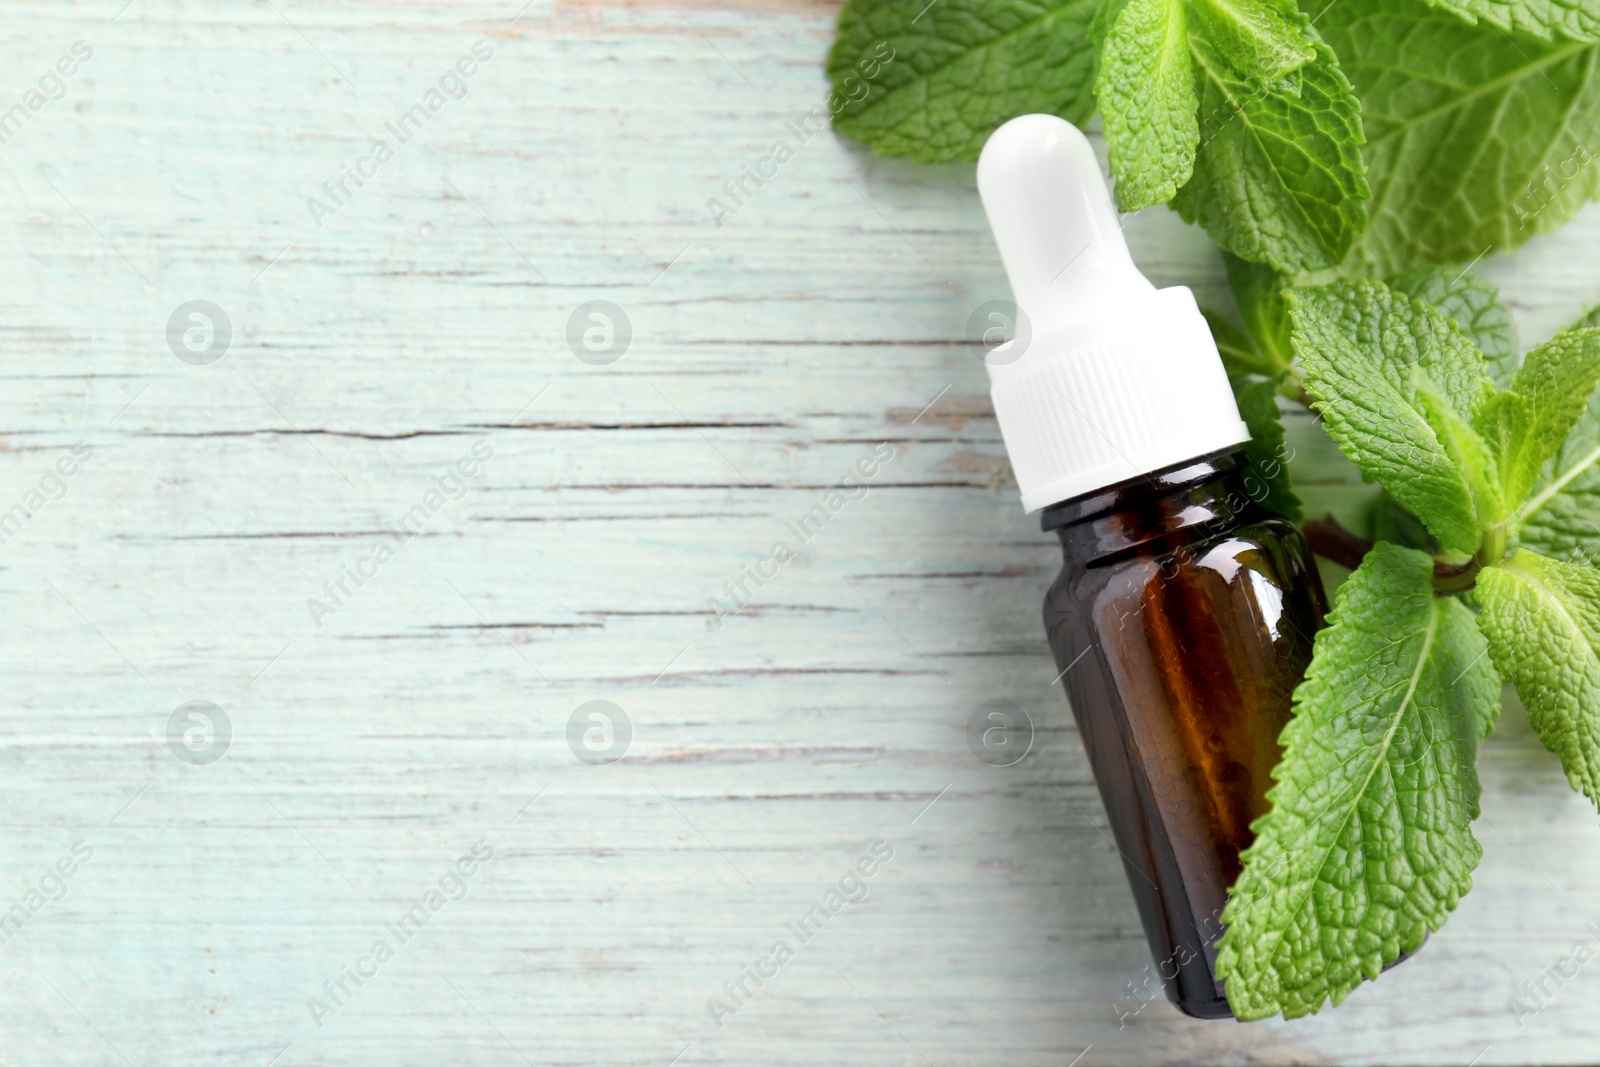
2 0 1599 1063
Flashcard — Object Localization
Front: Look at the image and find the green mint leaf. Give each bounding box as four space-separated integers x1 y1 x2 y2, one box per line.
1517 381 1600 565
1097 0 1199 209
1477 550 1600 806
827 0 1103 163
1570 302 1600 331
1366 492 1437 551
1204 308 1281 379
1386 267 1519 388
1225 251 1294 374
1419 0 1600 41
1287 280 1494 553
1499 329 1600 506
1295 280 1493 426
1172 22 1368 272
1187 0 1316 81
1218 542 1500 1019
1417 380 1507 530
1235 373 1302 519
1478 388 1537 514
1321 0 1600 275
1284 415 1436 553
1089 0 1130 44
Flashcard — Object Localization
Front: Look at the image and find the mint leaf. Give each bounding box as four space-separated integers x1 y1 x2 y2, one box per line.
1511 330 1600 468
827 0 1104 162
1295 280 1492 429
1288 280 1494 553
1367 492 1436 551
1386 267 1519 388
1321 0 1600 275
1516 320 1600 564
1477 550 1600 807
1187 0 1315 81
1517 383 1600 566
1226 251 1294 374
1420 0 1600 41
1205 309 1280 379
1478 387 1537 513
1089 0 1129 44
1098 0 1199 209
1235 373 1302 519
1497 329 1600 507
1571 302 1600 330
1172 25 1368 272
1417 380 1506 530
1218 542 1499 1019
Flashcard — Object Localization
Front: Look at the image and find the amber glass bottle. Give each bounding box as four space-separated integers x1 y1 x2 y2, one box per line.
1041 449 1326 1017
975 115 1332 1020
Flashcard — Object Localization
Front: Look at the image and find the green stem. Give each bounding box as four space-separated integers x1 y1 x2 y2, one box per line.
1477 523 1509 569
1431 556 1481 594
1276 367 1312 408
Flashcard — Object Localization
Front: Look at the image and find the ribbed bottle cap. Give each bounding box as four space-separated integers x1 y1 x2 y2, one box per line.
975 114 1248 513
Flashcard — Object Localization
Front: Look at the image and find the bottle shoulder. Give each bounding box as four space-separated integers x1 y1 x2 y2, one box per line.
1046 515 1317 613
1060 513 1301 574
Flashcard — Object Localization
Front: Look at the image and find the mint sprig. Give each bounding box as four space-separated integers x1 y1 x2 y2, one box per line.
827 0 1600 1022
1219 276 1600 1014
1217 542 1500 1020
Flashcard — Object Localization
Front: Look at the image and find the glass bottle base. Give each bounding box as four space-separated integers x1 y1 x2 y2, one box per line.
1175 992 1234 1020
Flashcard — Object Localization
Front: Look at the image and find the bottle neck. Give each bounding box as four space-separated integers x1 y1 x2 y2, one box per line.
1040 448 1259 561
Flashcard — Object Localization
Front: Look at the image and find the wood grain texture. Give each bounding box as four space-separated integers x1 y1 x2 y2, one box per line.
3 1 1600 1064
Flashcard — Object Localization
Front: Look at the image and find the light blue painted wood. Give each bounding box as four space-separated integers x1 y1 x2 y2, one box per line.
2 1 1600 1064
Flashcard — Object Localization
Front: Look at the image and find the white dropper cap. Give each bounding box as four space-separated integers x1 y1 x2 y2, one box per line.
976 114 1248 513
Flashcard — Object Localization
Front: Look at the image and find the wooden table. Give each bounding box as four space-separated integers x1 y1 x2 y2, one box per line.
3 1 1599 1063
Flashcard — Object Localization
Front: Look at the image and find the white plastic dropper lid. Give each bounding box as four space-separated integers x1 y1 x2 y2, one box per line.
976 114 1248 513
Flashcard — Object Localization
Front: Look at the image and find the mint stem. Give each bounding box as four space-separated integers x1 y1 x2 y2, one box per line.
1303 515 1479 593
1304 516 1370 571
1276 369 1313 408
